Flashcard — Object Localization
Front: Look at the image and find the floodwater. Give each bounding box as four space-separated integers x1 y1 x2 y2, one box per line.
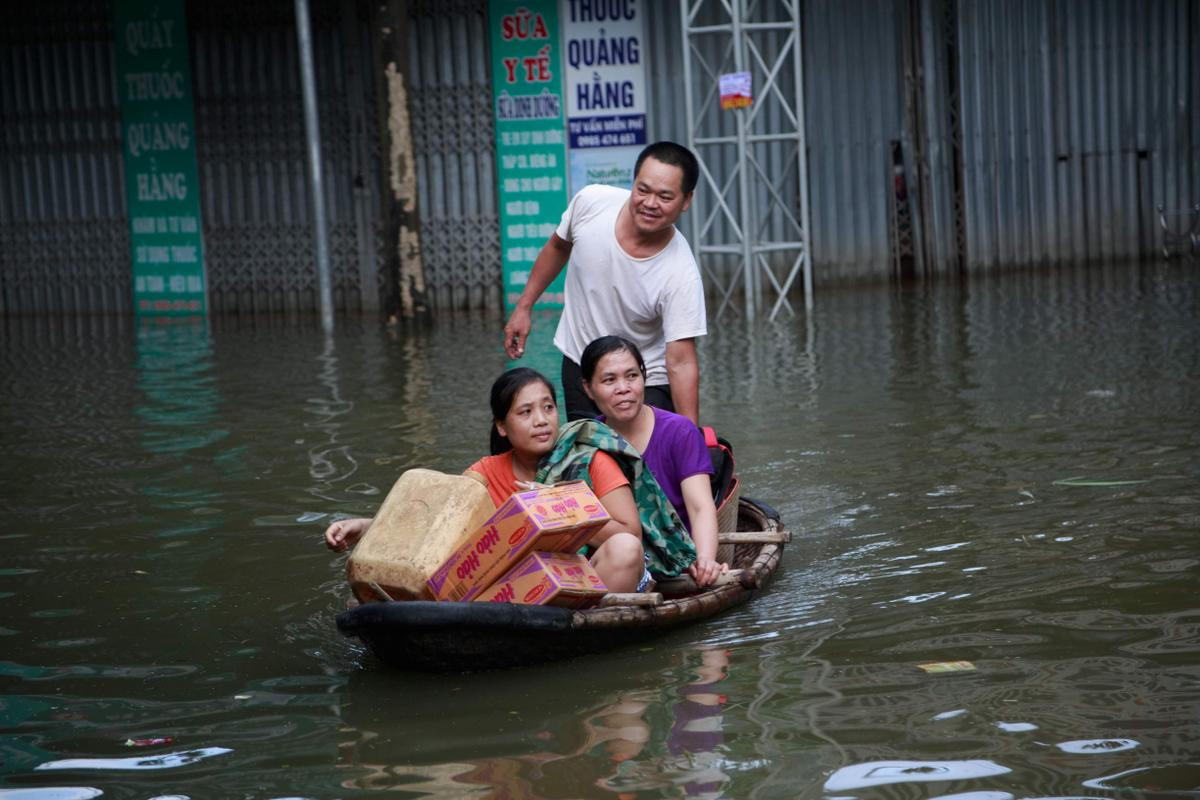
1 263 1198 800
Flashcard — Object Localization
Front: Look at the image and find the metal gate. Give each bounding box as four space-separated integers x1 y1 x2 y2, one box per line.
406 0 501 311
1 5 129 316
0 0 384 317
191 1 383 315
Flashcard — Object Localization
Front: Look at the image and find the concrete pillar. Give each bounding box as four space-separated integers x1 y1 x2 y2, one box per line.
370 0 429 320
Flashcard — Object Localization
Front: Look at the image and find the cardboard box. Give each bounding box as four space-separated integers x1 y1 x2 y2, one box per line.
474 551 608 608
426 481 610 601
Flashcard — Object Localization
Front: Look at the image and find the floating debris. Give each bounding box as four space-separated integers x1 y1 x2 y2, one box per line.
1058 738 1139 754
1053 477 1149 487
824 760 1010 791
124 736 174 747
36 747 232 771
917 660 977 674
932 709 968 721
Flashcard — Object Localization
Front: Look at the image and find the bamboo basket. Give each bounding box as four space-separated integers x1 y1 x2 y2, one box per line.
715 475 741 564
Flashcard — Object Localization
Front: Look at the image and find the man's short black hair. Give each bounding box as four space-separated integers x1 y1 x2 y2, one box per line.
634 141 699 196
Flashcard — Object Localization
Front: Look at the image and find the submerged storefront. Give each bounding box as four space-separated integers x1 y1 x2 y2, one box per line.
2 0 1197 317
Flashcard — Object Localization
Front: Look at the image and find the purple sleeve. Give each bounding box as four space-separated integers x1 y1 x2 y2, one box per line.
672 417 714 480
643 408 715 532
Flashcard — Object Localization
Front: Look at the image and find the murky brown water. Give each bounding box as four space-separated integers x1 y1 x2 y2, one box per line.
2 263 1198 799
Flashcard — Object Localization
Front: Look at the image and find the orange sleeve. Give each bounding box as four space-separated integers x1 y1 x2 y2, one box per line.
587 451 630 499
465 454 513 508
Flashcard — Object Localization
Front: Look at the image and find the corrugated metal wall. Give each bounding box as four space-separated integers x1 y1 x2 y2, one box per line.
956 0 1199 270
0 0 384 317
801 0 908 280
912 0 964 276
653 0 1198 287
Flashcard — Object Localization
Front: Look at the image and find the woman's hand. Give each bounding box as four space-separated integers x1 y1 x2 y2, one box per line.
514 480 550 492
324 517 372 552
687 555 727 588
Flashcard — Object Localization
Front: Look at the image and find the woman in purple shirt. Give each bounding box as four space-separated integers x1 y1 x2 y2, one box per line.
579 335 726 587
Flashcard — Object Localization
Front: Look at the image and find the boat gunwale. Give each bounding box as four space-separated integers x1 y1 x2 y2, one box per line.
568 506 784 629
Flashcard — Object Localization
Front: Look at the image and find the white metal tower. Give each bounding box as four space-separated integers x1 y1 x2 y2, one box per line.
680 0 813 319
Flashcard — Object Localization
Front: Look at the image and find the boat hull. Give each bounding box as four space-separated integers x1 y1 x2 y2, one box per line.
336 497 784 671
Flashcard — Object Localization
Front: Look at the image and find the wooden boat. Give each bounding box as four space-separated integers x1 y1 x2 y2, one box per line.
336 494 788 671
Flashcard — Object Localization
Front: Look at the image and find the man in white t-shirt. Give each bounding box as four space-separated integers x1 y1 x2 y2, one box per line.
503 141 707 424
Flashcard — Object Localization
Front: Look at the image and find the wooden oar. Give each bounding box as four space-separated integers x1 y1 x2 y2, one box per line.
717 531 790 544
599 592 663 607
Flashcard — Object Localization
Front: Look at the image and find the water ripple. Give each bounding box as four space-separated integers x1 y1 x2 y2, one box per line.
1082 763 1200 793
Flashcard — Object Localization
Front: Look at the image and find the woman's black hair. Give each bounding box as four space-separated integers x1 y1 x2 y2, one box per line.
488 367 556 455
579 335 647 382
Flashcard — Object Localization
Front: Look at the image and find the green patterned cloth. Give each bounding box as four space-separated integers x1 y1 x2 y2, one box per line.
535 419 698 578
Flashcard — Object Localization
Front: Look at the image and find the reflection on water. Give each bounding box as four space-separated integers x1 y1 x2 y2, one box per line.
135 322 225 456
135 322 227 540
1 263 1199 798
304 335 369 506
333 647 741 798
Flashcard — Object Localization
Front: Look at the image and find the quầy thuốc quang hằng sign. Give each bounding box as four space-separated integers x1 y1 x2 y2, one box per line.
114 0 207 315
562 0 648 195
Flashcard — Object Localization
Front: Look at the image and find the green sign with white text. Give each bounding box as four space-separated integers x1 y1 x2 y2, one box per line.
489 1 570 311
114 0 207 315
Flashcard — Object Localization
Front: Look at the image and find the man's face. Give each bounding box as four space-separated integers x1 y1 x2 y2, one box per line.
629 157 692 236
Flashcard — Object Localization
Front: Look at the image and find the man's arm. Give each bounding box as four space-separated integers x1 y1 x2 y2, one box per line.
665 337 700 424
503 233 573 359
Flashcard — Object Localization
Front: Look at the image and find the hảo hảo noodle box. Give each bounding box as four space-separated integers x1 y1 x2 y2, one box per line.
474 550 608 608
426 481 610 602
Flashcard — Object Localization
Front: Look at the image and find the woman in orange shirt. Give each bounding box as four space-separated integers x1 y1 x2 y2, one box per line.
324 368 646 593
